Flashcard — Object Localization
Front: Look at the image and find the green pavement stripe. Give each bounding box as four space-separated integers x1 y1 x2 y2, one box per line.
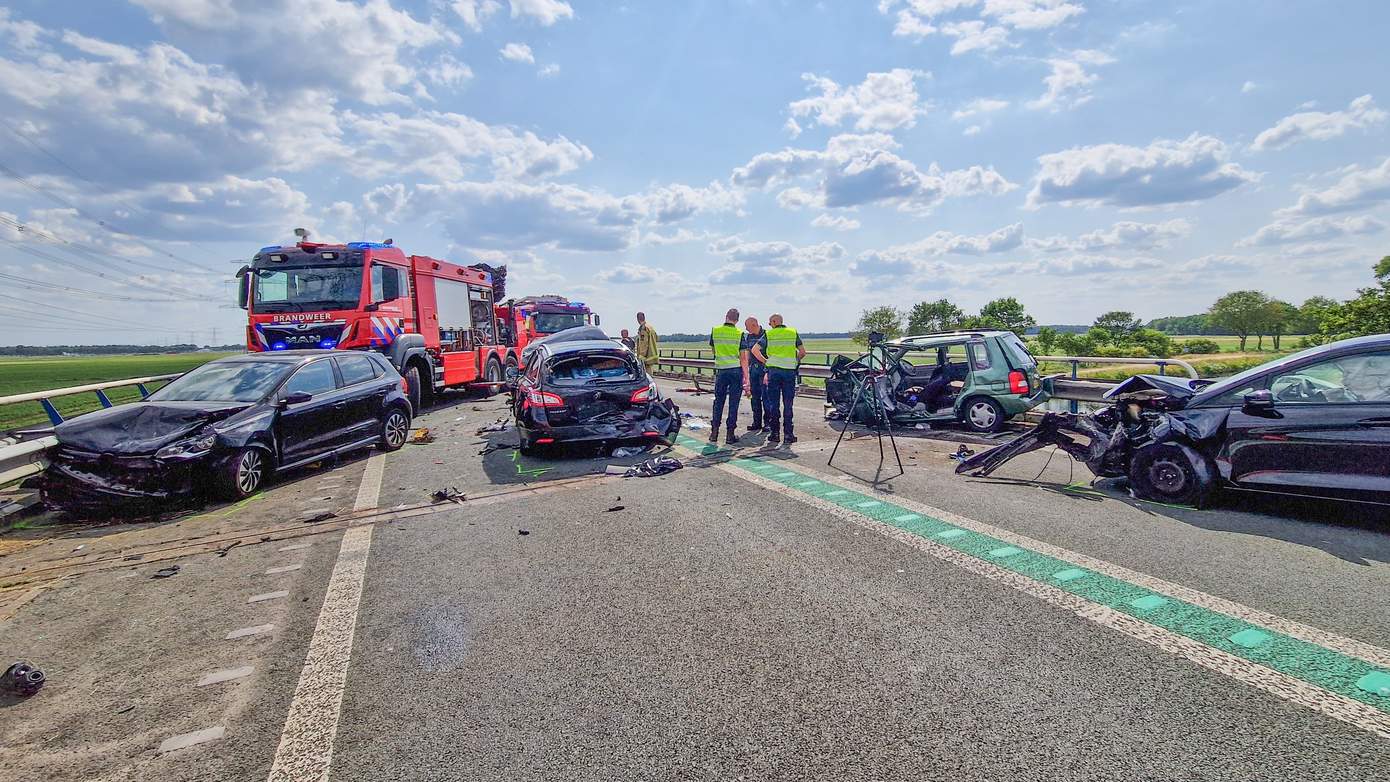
674 434 1390 713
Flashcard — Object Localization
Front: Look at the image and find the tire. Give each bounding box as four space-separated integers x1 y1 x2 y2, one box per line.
1127 442 1217 508
215 447 269 500
504 355 519 378
404 364 424 414
961 396 1006 434
485 356 504 383
379 406 410 451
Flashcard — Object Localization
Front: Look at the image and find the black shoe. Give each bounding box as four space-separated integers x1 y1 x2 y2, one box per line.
707 430 718 443
746 423 762 432
767 432 780 444
725 431 740 444
785 434 798 444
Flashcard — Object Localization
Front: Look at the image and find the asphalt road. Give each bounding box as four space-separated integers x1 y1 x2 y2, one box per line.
2 383 1389 780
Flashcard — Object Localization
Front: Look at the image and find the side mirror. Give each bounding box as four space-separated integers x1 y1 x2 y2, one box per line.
1242 389 1278 416
593 314 601 326
235 266 250 310
280 391 313 407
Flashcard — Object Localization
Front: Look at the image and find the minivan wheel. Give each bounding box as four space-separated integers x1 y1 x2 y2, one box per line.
1127 443 1216 508
216 447 268 500
962 396 1006 433
380 407 410 451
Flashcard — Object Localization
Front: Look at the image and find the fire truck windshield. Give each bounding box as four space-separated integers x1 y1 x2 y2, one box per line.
251 265 363 313
534 311 586 333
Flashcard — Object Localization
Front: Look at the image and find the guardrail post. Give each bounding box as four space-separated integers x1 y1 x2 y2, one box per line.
40 398 64 426
137 383 151 398
1156 361 1167 377
95 389 114 408
1069 360 1078 414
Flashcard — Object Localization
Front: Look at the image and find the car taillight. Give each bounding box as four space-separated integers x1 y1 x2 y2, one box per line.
1008 370 1029 394
629 385 655 403
526 389 565 408
400 376 410 394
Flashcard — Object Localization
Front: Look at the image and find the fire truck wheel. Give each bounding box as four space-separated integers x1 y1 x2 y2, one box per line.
404 365 425 412
505 355 519 376
485 356 504 384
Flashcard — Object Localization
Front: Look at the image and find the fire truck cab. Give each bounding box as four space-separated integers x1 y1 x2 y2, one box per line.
238 240 510 411
495 295 600 363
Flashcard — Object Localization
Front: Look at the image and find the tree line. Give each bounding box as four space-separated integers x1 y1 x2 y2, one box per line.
0 344 245 356
851 257 1390 358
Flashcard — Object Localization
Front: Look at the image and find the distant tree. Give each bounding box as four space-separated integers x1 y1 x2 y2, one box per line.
1131 328 1175 358
1208 290 1271 351
1296 296 1340 335
1262 299 1299 350
906 298 965 335
976 297 1036 337
1320 257 1390 338
1092 311 1142 344
1033 326 1059 355
851 306 904 345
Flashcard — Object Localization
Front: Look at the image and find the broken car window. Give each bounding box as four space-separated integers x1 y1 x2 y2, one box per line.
547 353 637 384
1271 351 1390 403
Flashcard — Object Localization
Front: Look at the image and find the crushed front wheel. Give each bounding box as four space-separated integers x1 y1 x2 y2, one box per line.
1127 443 1216 508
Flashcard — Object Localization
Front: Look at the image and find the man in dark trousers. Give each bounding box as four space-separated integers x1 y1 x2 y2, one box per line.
741 316 768 433
707 308 745 445
750 313 805 445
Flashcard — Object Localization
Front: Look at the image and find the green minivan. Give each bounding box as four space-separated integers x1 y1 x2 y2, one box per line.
825 330 1051 433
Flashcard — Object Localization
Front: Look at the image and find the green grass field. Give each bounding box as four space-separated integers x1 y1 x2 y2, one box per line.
0 353 236 432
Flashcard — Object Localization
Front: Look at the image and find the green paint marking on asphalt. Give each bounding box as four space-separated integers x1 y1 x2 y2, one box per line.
797 480 821 487
1128 595 1170 613
670 432 1390 713
1052 568 1088 583
856 500 882 508
1229 629 1272 649
988 546 1024 559
775 471 798 478
1356 671 1390 696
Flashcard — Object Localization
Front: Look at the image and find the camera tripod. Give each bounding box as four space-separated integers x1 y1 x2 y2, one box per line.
827 343 905 484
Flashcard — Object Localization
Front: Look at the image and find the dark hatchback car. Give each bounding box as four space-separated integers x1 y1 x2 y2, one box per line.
511 330 679 455
959 333 1390 507
44 351 412 511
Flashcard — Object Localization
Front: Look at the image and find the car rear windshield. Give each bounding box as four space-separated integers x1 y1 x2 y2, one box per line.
148 361 291 403
1002 333 1037 368
547 352 638 384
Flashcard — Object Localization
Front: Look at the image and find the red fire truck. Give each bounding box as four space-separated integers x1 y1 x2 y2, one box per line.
237 239 513 411
495 295 599 362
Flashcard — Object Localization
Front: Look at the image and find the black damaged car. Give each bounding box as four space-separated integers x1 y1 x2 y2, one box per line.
957 334 1390 507
43 351 412 511
511 328 679 455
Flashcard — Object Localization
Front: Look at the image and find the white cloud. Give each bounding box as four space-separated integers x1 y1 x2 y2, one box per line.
0 8 44 50
1279 158 1390 216
963 124 982 136
452 0 502 31
1239 214 1385 247
597 263 697 289
509 0 575 25
1027 50 1115 111
983 0 1083 30
788 69 930 133
130 0 454 105
500 42 535 64
952 97 1008 120
941 20 1010 55
342 110 592 180
538 63 560 77
1032 219 1192 253
811 214 861 231
1241 80 1258 94
879 222 1024 259
91 176 314 241
882 0 1081 47
426 54 473 88
634 182 744 224
733 133 1016 213
776 187 822 209
1028 134 1259 208
708 237 846 285
1251 94 1387 151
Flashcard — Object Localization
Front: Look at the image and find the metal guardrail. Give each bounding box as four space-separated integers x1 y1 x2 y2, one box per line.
0 373 179 487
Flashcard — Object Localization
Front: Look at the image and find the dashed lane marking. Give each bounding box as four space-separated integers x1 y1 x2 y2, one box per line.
266 564 303 575
197 666 254 687
674 435 1390 739
247 590 289 604
278 543 312 552
159 726 226 754
266 449 384 782
226 624 274 640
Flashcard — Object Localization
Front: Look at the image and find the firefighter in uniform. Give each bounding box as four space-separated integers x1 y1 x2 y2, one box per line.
708 308 745 445
751 313 805 445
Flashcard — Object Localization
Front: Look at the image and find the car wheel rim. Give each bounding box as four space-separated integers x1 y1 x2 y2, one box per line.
1149 457 1187 495
970 402 996 428
237 451 263 494
385 413 408 447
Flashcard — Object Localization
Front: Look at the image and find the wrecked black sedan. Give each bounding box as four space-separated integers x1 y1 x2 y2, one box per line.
43 350 412 511
511 331 679 455
957 334 1390 507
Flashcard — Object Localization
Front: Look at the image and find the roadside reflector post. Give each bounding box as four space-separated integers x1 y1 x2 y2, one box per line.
137 383 151 398
1069 359 1079 415
95 389 113 409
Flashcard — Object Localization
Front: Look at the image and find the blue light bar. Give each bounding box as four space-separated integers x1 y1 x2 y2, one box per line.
347 241 392 250
569 301 585 308
259 245 282 253
270 341 288 351
318 339 337 349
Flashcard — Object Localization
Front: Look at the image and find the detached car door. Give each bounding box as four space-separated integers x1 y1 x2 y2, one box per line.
276 358 347 464
1222 350 1390 502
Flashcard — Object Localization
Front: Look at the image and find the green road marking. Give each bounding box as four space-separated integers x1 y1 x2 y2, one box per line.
797 480 821 487
191 492 267 521
774 471 797 478
988 546 1024 558
671 433 1390 714
856 500 882 508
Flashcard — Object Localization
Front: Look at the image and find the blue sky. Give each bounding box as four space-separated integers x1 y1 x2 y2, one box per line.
0 0 1387 345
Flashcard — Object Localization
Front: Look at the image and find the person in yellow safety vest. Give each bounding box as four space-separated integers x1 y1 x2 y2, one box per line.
707 307 746 445
750 313 805 445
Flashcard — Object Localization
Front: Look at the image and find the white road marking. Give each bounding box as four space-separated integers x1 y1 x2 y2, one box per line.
824 475 1390 669
197 666 254 687
278 543 312 552
266 450 385 782
159 726 226 753
247 590 289 604
226 624 274 640
678 445 1390 740
266 564 303 575
823 489 848 497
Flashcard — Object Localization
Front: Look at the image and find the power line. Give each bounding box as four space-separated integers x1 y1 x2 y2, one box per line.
0 212 223 281
0 270 190 303
0 233 222 303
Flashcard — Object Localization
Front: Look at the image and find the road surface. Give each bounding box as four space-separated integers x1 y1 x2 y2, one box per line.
2 385 1388 780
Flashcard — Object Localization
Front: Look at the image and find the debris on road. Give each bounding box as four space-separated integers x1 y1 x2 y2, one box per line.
476 419 512 435
151 565 180 579
605 505 626 512
611 445 652 458
478 442 512 456
431 487 466 504
409 428 436 444
518 529 530 536
3 661 45 697
949 445 976 462
214 540 241 557
625 456 683 478
300 511 337 524
680 413 710 431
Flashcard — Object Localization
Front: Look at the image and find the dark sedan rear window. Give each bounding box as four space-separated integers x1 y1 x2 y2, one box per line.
546 353 638 384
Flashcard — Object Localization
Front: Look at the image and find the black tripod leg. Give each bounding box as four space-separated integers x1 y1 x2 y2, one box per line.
828 371 868 467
